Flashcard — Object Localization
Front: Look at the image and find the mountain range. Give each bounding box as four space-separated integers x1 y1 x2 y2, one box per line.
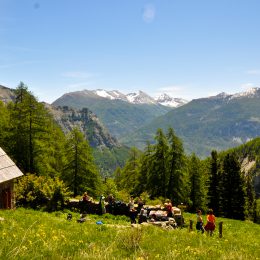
52 87 260 157
121 87 260 156
1 84 260 158
52 90 177 138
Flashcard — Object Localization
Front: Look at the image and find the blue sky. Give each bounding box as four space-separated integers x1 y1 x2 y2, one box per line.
1 0 260 103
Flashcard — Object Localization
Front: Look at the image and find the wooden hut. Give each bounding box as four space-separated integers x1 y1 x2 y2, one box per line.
0 147 23 209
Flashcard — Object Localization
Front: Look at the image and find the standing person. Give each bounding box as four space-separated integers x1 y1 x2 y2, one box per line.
196 210 205 233
99 195 106 215
128 196 136 224
204 209 216 236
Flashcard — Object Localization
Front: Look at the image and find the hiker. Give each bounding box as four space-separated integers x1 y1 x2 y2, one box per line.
128 196 137 224
165 199 173 217
99 195 106 215
204 209 216 236
196 210 205 233
82 192 90 202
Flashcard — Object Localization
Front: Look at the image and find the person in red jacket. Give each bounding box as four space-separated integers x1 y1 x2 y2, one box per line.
204 209 216 236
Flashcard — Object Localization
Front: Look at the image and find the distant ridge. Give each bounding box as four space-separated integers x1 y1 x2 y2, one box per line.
55 89 188 108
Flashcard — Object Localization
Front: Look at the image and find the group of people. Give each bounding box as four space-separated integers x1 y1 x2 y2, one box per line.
196 209 216 236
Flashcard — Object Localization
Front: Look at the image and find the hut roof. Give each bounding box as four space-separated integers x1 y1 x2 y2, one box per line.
0 147 23 184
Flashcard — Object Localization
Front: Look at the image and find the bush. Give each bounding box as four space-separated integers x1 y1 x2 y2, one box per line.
15 174 72 211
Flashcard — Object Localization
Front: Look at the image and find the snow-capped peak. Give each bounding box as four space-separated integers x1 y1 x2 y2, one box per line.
93 89 126 100
126 91 156 104
81 89 189 107
95 89 115 99
156 93 189 108
231 87 260 99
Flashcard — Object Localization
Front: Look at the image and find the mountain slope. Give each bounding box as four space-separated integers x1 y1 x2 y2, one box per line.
52 90 172 138
46 104 130 175
0 85 16 103
121 88 260 157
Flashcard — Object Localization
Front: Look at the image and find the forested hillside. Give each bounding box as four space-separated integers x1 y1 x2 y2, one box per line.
116 127 259 221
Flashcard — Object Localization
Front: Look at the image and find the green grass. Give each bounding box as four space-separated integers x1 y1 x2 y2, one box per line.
0 208 259 259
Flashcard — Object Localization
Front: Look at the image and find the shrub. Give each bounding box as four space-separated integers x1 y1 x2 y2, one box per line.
15 174 72 210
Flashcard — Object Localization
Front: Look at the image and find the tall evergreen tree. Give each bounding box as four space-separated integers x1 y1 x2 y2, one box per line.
147 129 168 198
166 127 186 205
221 153 246 220
7 82 52 173
118 147 142 195
188 153 207 212
63 128 101 197
207 150 221 215
136 143 152 195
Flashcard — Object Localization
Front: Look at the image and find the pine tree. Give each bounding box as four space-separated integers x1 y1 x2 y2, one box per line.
207 150 221 215
136 143 152 195
166 128 186 205
7 82 52 173
221 152 246 220
63 128 101 197
147 129 168 198
188 153 207 212
118 147 142 196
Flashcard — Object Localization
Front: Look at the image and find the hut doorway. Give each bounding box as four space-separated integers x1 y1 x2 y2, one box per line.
2 188 12 209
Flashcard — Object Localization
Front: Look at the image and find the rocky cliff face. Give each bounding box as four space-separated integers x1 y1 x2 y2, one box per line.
45 104 120 149
0 85 16 103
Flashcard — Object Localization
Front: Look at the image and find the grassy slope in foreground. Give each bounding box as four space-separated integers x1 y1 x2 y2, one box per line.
0 208 259 259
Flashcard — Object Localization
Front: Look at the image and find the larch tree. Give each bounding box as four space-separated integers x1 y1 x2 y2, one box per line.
221 152 246 220
188 153 207 212
7 82 51 174
207 150 221 215
147 129 169 198
166 127 186 205
63 127 101 197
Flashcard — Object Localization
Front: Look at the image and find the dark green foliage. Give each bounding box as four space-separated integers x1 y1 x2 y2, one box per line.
148 129 169 198
207 150 221 215
166 128 186 205
188 154 207 212
117 128 187 204
221 153 246 220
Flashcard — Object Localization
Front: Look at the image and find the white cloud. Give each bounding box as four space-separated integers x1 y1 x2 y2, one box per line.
246 69 260 75
61 71 93 79
142 4 156 23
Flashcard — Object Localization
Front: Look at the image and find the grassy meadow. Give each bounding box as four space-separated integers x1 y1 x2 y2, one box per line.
0 208 259 259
